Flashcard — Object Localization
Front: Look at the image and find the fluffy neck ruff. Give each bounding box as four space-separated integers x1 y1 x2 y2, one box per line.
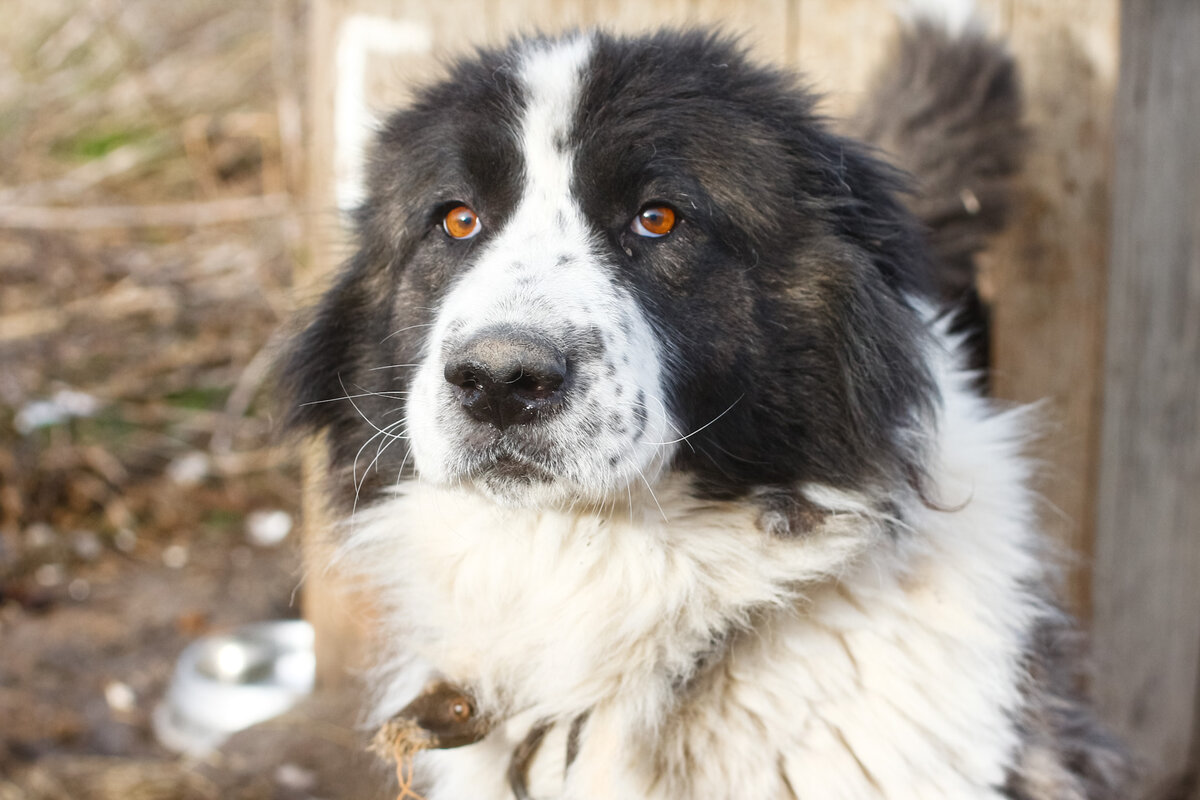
341 339 1049 799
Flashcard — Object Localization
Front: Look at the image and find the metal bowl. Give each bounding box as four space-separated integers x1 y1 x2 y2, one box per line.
154 620 315 756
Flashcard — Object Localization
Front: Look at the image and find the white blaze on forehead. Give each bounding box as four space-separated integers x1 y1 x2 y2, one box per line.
516 35 594 210
427 33 603 333
421 33 599 340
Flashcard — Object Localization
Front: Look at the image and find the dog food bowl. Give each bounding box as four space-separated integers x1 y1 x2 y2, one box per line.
153 620 315 756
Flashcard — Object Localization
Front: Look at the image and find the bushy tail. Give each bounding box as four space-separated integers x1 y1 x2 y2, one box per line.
850 9 1025 373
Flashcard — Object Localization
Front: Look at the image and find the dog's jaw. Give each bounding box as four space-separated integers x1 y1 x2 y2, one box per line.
406 35 677 508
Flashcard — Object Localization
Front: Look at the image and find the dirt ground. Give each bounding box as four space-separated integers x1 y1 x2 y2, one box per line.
0 2 387 797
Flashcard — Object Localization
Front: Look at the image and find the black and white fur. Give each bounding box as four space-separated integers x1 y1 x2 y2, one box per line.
283 6 1129 798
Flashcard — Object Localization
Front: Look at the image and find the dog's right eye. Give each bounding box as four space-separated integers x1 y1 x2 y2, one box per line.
631 205 677 238
443 205 482 240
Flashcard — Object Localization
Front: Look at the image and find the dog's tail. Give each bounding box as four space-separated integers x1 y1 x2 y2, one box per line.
850 2 1025 373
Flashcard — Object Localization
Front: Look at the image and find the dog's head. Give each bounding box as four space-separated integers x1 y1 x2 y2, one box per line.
285 30 937 516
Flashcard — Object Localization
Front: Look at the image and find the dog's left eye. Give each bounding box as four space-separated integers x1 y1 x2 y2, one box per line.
631 205 677 238
443 205 482 240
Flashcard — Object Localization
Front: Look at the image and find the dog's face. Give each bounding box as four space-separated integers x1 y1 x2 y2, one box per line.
286 31 937 515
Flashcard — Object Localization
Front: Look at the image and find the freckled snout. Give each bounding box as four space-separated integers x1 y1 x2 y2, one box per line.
443 327 568 430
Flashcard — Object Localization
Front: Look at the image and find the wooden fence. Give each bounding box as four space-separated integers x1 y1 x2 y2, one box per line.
300 1 1200 796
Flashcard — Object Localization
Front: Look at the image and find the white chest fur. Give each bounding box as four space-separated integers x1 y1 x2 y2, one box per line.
343 352 1049 800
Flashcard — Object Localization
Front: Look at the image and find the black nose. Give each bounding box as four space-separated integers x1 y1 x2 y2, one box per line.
443 328 568 430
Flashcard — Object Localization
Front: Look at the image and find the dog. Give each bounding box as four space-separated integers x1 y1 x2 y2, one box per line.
282 6 1130 798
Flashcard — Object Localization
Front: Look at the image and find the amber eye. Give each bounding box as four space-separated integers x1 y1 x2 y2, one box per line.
448 696 472 722
443 205 481 240
631 205 677 238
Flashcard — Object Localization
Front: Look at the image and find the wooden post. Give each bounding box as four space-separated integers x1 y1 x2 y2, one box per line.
1091 2 1200 797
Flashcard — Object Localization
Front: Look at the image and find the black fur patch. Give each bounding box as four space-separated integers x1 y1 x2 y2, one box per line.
569 31 937 500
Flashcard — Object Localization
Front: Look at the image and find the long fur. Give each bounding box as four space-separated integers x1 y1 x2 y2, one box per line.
282 12 1129 800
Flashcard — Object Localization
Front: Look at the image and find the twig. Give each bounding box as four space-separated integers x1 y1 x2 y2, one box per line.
0 141 165 205
211 328 287 456
0 283 177 343
0 194 290 230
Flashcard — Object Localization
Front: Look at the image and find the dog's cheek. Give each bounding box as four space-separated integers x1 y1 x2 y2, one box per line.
403 344 454 484
623 242 755 458
597 289 681 486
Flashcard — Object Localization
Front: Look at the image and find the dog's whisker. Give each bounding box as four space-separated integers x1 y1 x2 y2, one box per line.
367 363 423 372
380 405 409 419
339 375 405 439
350 424 393 495
374 418 410 460
395 441 414 487
299 390 409 407
341 373 410 516
360 423 410 499
631 394 693 453
288 569 307 609
646 395 744 448
380 322 436 344
351 418 408 505
623 454 669 524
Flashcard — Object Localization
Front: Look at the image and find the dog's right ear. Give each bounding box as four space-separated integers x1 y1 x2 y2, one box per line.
278 249 381 436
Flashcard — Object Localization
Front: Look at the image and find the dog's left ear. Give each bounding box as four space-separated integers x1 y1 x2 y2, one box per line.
782 130 940 488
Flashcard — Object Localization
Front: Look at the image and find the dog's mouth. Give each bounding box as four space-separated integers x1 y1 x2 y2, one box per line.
460 451 563 506
463 449 557 488
480 454 553 481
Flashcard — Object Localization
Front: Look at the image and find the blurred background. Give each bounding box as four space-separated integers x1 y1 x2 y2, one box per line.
1 1 1197 799
0 1 316 796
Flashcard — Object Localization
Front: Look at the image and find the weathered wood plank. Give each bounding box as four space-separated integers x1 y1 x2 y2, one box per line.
585 0 693 32
793 0 900 118
483 0 596 41
298 438 376 687
692 0 793 66
983 0 1118 617
1091 0 1200 794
